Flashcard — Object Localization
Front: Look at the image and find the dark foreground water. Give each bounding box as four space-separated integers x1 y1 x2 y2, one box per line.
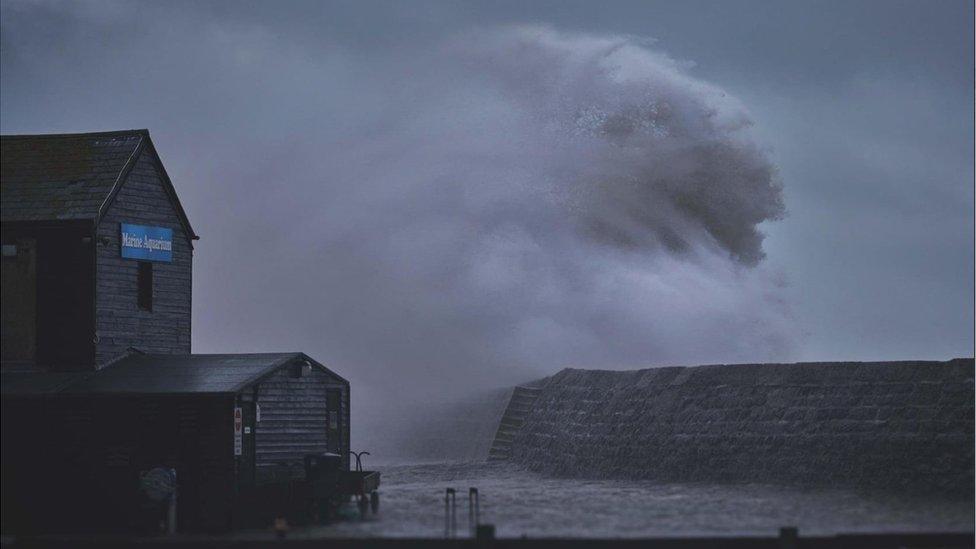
242 462 973 539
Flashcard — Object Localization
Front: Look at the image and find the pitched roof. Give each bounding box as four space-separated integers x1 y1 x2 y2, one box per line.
1 130 144 222
0 371 88 395
0 129 196 241
1 352 347 396
53 352 347 395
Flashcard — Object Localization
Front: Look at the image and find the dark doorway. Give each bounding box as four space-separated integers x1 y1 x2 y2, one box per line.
326 389 341 454
1 236 37 364
240 401 256 487
35 227 94 370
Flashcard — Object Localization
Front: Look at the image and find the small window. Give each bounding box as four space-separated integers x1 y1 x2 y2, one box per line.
137 261 153 311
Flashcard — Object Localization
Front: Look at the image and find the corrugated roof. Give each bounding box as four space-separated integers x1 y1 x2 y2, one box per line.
2 352 347 395
1 130 145 222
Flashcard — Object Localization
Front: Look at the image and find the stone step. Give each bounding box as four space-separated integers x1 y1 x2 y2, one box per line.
500 411 527 423
507 401 535 412
493 432 514 443
486 385 543 461
491 438 513 449
499 417 524 428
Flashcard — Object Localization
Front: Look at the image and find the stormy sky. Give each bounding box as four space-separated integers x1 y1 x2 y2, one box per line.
1 1 972 437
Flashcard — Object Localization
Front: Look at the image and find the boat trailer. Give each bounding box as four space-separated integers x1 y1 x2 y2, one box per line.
305 451 381 523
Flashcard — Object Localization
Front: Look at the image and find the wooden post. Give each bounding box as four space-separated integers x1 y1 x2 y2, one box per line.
779 526 798 549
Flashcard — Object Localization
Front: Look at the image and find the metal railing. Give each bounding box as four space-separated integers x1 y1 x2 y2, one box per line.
445 486 487 539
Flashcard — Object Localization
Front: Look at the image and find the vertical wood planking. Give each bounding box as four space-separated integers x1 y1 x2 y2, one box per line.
95 149 192 363
252 363 349 482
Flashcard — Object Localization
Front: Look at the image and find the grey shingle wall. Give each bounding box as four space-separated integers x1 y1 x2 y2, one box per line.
252 366 349 482
511 359 975 495
95 149 192 363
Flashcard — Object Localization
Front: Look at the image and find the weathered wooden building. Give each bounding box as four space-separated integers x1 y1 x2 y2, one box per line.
1 130 194 369
1 130 350 533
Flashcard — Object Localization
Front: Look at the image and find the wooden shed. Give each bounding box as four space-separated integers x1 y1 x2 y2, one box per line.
1 130 353 534
2 351 350 533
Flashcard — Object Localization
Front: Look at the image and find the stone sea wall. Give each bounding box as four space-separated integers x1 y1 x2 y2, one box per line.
510 359 974 496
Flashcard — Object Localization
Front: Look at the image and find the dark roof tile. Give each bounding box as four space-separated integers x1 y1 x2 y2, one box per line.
1 130 145 222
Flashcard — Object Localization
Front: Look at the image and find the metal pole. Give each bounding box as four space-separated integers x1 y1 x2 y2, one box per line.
468 487 479 536
445 488 457 538
167 469 178 535
167 487 177 535
468 488 473 536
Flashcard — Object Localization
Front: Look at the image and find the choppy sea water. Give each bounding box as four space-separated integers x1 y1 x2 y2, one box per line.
242 461 974 539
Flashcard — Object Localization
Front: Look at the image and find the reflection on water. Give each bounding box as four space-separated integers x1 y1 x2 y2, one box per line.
245 461 974 539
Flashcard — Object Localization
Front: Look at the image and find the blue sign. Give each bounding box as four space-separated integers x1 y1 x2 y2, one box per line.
121 223 173 262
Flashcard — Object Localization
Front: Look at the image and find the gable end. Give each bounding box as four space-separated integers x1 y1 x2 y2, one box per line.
95 132 197 248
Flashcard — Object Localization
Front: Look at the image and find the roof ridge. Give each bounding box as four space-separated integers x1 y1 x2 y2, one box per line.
140 352 300 357
52 352 347 395
0 129 149 140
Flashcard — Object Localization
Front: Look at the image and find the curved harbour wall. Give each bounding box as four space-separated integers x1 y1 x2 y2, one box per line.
510 359 974 495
